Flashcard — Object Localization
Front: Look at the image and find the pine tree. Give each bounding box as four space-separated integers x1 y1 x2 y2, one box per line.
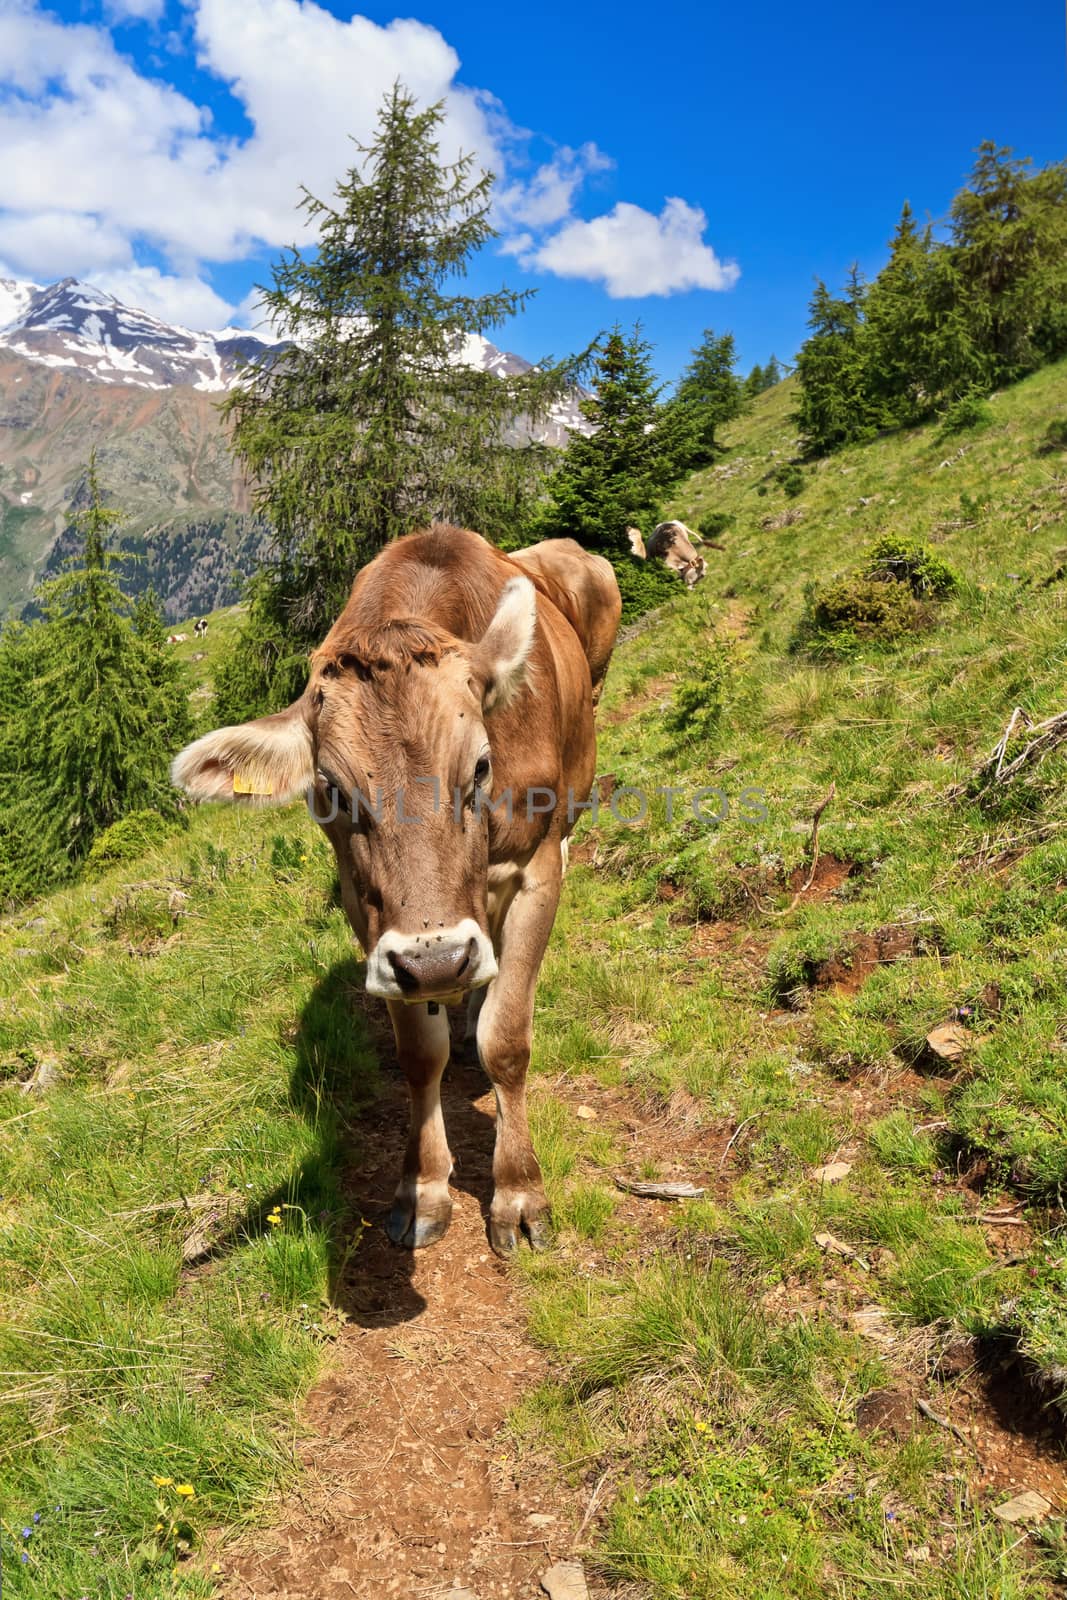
0 455 190 904
536 327 686 619
218 85 572 719
863 203 942 424
538 327 687 555
794 269 879 455
950 142 1067 380
671 327 746 464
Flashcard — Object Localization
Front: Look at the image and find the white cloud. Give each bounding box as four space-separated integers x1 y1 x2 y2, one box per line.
0 210 133 277
523 198 741 298
90 265 237 329
498 143 612 230
103 0 165 22
0 0 739 321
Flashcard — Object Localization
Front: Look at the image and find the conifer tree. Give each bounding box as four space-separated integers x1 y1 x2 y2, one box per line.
950 142 1067 379
218 85 572 719
671 327 746 464
794 269 880 455
538 327 687 556
0 455 190 903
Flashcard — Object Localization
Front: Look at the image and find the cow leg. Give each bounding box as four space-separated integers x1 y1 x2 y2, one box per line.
477 839 562 1255
384 999 454 1249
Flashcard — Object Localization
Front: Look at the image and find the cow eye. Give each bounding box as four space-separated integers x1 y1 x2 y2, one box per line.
474 753 491 788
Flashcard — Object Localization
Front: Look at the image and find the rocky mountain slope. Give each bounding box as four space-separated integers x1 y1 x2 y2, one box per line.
0 276 584 620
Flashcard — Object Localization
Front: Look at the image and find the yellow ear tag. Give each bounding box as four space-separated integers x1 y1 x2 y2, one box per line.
232 770 273 797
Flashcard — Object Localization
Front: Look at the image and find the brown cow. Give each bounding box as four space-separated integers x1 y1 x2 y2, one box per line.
172 526 621 1255
627 520 710 588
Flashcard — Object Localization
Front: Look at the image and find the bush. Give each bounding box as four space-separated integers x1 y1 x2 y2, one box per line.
863 535 960 597
776 464 805 499
697 511 733 540
667 643 736 741
792 574 920 658
1038 418 1067 454
938 392 993 436
611 557 684 625
85 809 184 874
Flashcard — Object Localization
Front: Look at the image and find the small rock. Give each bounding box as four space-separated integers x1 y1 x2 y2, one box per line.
815 1230 868 1269
541 1563 589 1600
811 1161 852 1184
992 1490 1051 1523
20 1056 61 1096
925 1023 972 1062
575 1105 597 1121
528 1512 556 1525
443 1590 477 1600
850 1305 897 1346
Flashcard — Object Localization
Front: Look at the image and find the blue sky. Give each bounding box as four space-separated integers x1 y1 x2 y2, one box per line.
0 0 1063 382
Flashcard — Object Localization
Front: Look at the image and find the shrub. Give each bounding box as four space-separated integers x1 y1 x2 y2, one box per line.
85 809 183 873
697 511 733 540
792 574 920 658
1038 418 1067 454
863 535 960 597
667 643 736 741
776 463 805 499
938 392 993 436
612 557 683 625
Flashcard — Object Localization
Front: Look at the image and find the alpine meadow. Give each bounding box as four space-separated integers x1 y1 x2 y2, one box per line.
0 28 1066 1600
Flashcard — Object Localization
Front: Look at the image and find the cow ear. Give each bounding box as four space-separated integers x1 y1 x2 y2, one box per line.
171 698 315 805
475 576 537 713
626 526 647 559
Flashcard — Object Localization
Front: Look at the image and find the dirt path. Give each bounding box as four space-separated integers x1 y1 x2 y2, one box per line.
220 1052 599 1600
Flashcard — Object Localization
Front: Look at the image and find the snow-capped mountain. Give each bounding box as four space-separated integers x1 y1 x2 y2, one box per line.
0 276 587 439
0 276 281 394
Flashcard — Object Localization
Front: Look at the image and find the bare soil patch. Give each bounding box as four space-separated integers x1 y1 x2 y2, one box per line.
218 1055 599 1600
812 924 919 996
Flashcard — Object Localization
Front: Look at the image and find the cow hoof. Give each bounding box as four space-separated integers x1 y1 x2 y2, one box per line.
488 1204 552 1257
384 1200 452 1250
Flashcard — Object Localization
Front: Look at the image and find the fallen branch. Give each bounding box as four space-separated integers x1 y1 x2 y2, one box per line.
614 1177 706 1201
739 783 836 917
958 705 1067 797
916 1397 977 1454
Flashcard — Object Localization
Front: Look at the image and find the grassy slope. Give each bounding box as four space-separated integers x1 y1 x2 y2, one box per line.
516 363 1067 1598
1 365 1067 1594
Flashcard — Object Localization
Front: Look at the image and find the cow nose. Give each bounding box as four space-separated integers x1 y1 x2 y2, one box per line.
387 936 477 997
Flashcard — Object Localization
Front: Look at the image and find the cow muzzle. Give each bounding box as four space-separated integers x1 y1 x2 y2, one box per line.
365 918 499 1002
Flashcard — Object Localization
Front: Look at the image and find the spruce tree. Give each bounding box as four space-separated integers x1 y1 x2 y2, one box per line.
672 327 746 464
536 327 685 618
538 327 687 555
218 85 571 719
794 269 879 455
950 143 1067 380
0 455 190 904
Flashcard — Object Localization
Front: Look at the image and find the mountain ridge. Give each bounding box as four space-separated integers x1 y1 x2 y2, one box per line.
0 275 585 619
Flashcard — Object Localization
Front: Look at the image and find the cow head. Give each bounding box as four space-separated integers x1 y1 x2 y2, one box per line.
172 576 538 1003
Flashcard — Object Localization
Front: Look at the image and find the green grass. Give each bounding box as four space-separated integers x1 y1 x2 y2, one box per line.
510 359 1067 1596
0 806 373 1594
5 358 1067 1594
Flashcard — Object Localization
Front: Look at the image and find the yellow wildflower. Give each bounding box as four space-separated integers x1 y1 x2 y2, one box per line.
175 1484 195 1498
153 1475 174 1487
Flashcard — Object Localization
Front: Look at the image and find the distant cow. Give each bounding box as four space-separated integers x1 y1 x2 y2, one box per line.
172 526 621 1257
627 521 711 588
194 617 208 639
166 632 188 644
